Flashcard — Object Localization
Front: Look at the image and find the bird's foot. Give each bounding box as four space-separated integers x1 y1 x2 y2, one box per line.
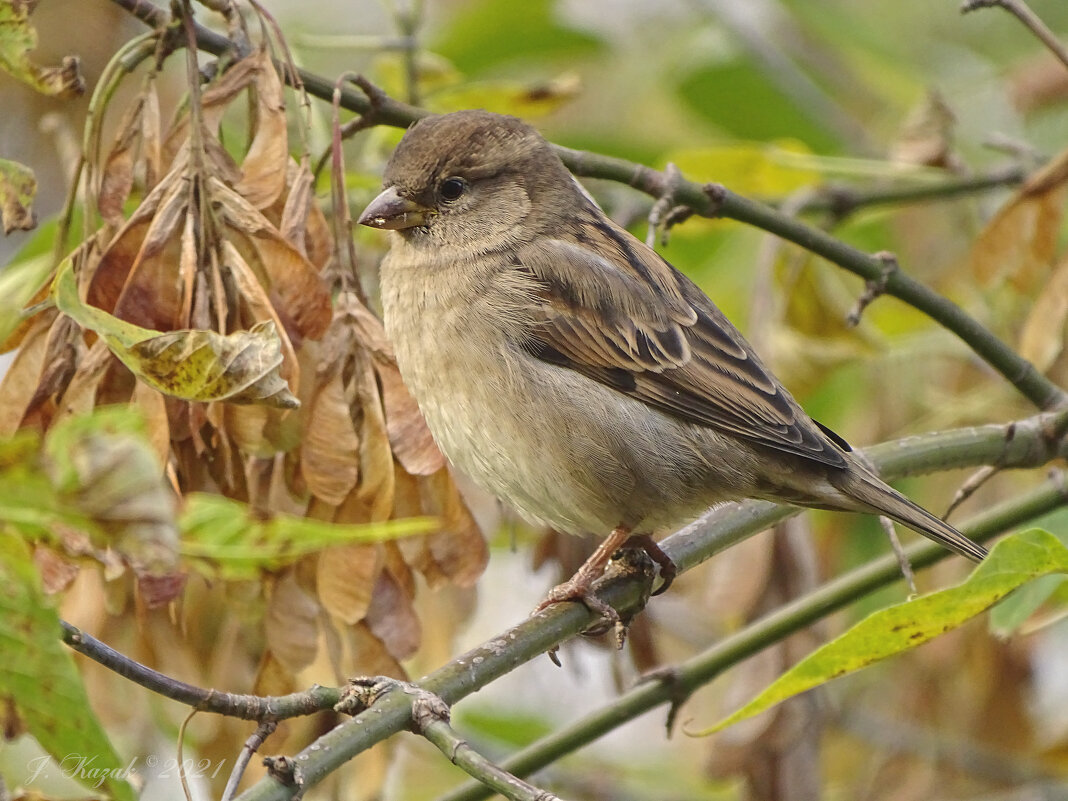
623 534 677 595
533 576 620 627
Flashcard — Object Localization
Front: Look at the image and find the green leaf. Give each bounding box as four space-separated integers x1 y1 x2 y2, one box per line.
989 573 1067 636
0 250 50 347
0 534 134 801
431 0 602 76
51 258 299 408
179 493 438 579
689 529 1068 736
0 157 37 233
0 0 84 97
676 60 842 153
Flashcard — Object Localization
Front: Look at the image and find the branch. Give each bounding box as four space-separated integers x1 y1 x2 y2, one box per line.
61 621 341 719
803 164 1027 217
435 473 1068 801
233 412 1068 801
337 678 563 801
110 0 1067 412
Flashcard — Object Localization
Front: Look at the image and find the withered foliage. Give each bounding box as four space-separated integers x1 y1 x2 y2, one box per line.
0 41 487 710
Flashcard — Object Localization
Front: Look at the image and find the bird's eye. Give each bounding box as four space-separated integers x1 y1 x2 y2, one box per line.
439 177 466 202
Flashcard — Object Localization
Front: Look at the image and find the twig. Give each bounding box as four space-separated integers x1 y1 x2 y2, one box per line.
962 0 1068 73
809 165 1027 217
177 708 198 801
223 722 278 801
339 678 564 801
645 162 684 248
846 252 898 327
878 515 917 596
60 621 341 718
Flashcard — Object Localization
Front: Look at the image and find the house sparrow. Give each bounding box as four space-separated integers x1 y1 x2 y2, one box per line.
359 110 986 621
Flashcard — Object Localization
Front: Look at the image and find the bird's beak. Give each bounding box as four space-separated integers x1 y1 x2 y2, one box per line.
358 186 434 230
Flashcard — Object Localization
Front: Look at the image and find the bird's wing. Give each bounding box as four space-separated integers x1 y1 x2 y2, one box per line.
515 216 850 468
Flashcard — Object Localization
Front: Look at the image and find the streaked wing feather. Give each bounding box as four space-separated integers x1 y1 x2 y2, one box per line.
516 222 849 469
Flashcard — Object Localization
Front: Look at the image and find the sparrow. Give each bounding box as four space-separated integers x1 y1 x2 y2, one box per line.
358 110 986 622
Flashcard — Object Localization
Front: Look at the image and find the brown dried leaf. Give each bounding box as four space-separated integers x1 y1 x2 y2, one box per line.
421 468 487 588
969 146 1068 287
212 177 332 341
317 543 380 625
110 193 188 332
131 381 170 467
222 239 299 387
0 314 48 434
364 568 421 660
137 572 187 609
161 53 261 166
142 81 162 192
277 160 319 260
352 349 395 523
98 91 149 225
1019 250 1068 371
51 339 113 424
265 570 321 674
234 49 288 209
347 622 406 678
86 167 185 316
252 651 298 698
345 297 444 476
33 544 79 594
889 90 957 169
302 372 360 505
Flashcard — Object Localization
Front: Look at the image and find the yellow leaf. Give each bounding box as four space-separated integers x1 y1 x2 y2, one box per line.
666 141 821 197
0 157 37 233
52 258 299 408
968 145 1068 287
0 0 84 98
1019 251 1068 371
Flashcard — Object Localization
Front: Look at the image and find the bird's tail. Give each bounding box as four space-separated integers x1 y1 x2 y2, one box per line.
832 469 987 563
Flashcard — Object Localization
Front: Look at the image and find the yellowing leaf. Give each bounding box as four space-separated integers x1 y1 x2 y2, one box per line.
0 250 51 347
666 141 821 197
428 73 581 118
968 145 1068 287
690 529 1068 736
52 258 299 408
1018 250 1068 371
0 157 37 232
0 0 84 98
